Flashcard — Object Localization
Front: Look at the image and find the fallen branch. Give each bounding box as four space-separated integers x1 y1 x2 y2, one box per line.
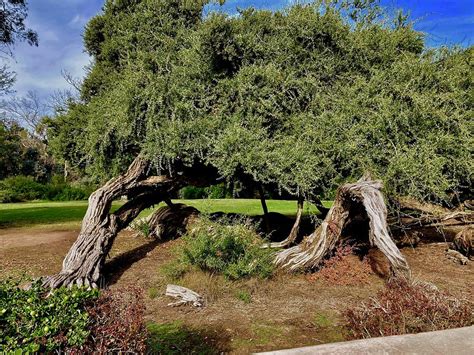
165 285 204 307
263 197 303 248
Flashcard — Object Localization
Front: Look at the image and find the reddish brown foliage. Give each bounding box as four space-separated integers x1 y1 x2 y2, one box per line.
70 287 147 354
344 277 473 339
307 245 373 286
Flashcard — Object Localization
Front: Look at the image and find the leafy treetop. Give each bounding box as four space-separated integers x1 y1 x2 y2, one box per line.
49 0 473 204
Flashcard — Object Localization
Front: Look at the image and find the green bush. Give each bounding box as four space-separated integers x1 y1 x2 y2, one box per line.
0 279 99 352
0 175 94 202
0 176 46 202
178 183 228 199
179 186 208 199
174 217 275 280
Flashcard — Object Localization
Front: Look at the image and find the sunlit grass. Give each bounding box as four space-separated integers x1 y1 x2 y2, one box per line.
0 199 330 229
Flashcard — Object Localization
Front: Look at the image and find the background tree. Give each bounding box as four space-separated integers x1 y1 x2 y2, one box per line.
0 0 38 95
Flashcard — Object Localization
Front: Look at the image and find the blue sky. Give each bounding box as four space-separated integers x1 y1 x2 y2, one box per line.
5 0 473 100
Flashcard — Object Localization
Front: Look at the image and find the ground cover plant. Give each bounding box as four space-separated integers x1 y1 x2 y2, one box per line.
0 279 147 353
0 279 99 352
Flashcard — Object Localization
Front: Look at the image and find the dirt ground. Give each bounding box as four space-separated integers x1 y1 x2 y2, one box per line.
1 227 473 354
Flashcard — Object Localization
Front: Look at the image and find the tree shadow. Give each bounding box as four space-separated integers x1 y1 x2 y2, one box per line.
104 237 165 286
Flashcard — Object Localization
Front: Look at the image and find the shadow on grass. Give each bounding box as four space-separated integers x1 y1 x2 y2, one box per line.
147 321 231 354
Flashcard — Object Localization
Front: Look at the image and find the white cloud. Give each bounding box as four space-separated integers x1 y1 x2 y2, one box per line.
69 14 89 28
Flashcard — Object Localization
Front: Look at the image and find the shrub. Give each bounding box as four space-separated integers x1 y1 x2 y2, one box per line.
173 217 275 280
179 186 208 199
344 277 473 339
0 175 94 202
178 183 228 199
0 279 99 353
130 218 152 238
0 176 46 202
307 244 373 286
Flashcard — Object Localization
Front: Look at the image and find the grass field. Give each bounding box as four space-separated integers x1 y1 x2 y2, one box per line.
0 199 329 229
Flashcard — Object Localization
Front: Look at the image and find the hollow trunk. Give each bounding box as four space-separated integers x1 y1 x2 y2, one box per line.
275 176 410 277
42 156 186 288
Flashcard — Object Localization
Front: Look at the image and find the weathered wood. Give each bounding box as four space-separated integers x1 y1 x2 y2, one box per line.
453 227 473 258
275 176 410 277
146 204 199 240
42 156 185 289
166 284 204 307
445 249 469 265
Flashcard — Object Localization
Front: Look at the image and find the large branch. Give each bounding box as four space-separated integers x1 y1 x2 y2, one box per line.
275 176 410 277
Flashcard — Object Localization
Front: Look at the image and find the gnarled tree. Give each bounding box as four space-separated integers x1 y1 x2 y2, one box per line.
45 0 472 287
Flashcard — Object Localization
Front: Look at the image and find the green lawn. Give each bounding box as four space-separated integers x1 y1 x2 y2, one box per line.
0 199 329 229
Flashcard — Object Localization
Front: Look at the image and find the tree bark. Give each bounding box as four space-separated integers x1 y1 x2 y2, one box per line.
390 198 474 243
42 156 186 288
275 176 410 277
145 203 199 240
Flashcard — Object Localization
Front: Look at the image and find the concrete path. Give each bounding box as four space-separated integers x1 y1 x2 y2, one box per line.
258 326 474 355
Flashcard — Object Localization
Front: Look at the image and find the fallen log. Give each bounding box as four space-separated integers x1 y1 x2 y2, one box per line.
275 175 410 277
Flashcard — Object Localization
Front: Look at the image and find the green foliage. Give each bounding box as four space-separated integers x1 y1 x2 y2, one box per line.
176 217 275 280
235 289 252 303
0 175 94 202
179 183 228 199
0 279 99 353
48 0 473 205
0 122 56 181
130 218 152 238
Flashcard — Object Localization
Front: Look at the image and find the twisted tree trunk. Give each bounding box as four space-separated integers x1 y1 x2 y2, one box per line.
275 176 410 277
42 156 187 288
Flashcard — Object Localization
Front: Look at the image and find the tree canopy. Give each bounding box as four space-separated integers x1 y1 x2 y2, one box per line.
49 0 473 205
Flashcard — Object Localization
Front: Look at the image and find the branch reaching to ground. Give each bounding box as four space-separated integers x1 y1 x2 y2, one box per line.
275 175 410 277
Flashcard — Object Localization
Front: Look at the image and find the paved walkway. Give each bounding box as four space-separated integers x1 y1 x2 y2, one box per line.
258 326 474 354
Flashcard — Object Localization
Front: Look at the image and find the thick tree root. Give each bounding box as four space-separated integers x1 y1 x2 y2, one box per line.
275 176 410 276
